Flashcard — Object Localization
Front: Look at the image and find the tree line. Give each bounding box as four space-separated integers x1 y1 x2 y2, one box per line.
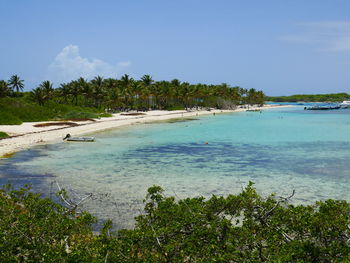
0 74 265 111
267 93 350 103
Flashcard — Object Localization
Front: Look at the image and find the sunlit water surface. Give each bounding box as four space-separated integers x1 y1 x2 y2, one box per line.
1 106 350 228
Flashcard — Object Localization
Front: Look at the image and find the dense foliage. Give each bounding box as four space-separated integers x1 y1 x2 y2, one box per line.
0 97 105 125
0 75 265 118
1 183 349 262
267 93 350 102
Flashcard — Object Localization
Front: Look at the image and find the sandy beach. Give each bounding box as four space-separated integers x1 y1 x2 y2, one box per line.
0 105 286 157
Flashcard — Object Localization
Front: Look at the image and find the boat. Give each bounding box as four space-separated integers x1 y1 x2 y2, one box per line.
63 134 95 142
304 104 340 110
339 100 350 108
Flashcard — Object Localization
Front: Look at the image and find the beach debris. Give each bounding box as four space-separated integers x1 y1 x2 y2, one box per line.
54 181 93 213
34 122 78 127
64 118 96 122
120 112 146 116
1 152 17 159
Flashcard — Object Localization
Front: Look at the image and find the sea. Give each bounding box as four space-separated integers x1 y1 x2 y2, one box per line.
1 104 350 229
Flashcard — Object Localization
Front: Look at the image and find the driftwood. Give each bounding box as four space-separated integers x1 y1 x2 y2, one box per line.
54 181 93 213
120 112 146 116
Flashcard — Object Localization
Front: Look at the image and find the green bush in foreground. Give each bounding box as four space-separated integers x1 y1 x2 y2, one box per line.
0 183 349 262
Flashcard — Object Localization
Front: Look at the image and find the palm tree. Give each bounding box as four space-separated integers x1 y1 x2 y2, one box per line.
247 88 257 106
77 77 91 106
30 87 45 105
171 79 181 88
120 74 134 108
39 81 54 102
8 75 24 93
0 80 11 98
58 83 71 104
120 74 133 89
141 75 154 109
229 86 241 106
141 75 154 87
130 81 143 110
106 85 121 109
179 82 193 109
68 81 81 106
91 76 105 108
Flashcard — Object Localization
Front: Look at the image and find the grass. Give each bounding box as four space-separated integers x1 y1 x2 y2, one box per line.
0 131 9 139
98 113 113 117
0 97 107 125
61 111 100 120
0 111 22 125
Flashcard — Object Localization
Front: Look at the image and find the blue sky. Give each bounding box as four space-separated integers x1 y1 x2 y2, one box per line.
0 0 350 95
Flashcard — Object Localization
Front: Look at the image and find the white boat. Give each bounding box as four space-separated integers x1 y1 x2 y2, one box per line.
63 134 95 142
339 101 350 108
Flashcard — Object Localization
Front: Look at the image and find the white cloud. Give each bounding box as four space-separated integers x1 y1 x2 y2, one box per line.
47 45 130 83
279 21 350 52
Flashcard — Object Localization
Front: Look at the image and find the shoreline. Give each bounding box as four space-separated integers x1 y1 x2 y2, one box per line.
0 105 289 157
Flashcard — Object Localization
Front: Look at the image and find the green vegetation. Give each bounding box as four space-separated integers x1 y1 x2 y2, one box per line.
1 183 349 262
60 110 101 120
0 74 265 124
99 113 113 118
267 93 350 102
0 131 9 139
0 97 104 125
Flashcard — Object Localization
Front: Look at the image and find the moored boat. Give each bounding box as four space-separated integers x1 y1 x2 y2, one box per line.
304 104 340 110
63 134 95 142
339 100 350 108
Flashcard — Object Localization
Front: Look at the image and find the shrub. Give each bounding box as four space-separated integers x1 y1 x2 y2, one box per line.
0 131 9 138
61 111 100 120
0 111 22 125
0 185 97 262
119 183 350 262
0 98 105 124
98 113 113 118
164 105 185 111
0 183 349 262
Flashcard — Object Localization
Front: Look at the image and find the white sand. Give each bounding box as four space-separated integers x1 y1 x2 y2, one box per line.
0 105 286 157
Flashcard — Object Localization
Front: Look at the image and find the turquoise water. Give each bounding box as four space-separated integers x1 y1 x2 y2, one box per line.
1 106 350 228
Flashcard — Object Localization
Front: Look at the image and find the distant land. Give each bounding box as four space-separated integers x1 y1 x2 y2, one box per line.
266 93 350 102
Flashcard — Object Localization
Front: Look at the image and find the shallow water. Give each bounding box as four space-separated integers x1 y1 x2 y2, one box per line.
1 106 350 228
